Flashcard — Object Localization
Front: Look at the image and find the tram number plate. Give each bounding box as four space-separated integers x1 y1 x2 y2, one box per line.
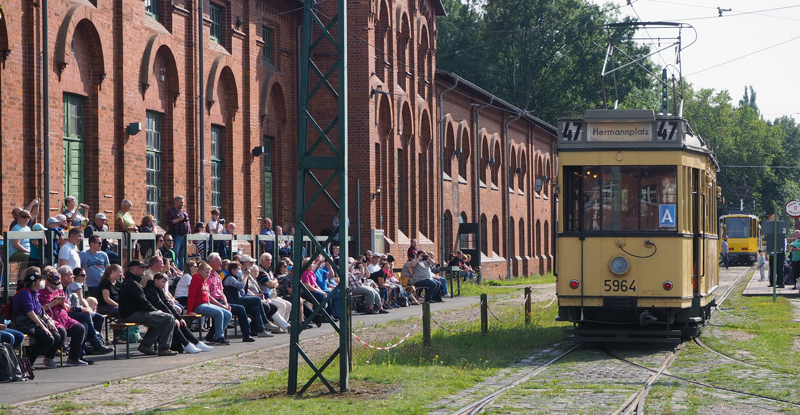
604 279 636 292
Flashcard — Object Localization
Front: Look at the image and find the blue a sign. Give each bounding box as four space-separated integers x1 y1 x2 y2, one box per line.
659 204 676 227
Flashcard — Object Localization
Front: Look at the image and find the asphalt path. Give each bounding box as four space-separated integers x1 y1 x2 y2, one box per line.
1 295 479 405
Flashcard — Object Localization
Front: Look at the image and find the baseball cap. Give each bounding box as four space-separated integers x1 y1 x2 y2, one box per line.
127 260 149 268
46 217 60 226
95 213 108 220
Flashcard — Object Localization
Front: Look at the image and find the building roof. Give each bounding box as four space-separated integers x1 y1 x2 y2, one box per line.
435 70 556 135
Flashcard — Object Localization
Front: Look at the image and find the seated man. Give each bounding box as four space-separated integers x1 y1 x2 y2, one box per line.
118 260 178 356
144 273 211 353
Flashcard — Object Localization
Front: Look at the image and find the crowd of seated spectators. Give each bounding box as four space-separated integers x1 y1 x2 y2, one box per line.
1 200 443 373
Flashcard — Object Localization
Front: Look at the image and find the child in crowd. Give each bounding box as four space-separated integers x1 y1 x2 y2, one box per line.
402 286 422 305
86 297 98 313
757 249 766 282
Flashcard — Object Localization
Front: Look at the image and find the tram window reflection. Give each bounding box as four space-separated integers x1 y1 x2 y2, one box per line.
562 165 677 232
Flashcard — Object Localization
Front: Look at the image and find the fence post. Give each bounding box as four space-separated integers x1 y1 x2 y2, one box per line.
422 302 431 348
480 293 488 335
525 286 532 327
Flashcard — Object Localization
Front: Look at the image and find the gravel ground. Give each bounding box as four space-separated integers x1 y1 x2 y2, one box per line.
3 285 556 415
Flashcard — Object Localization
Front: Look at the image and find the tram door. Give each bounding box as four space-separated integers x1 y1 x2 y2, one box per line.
691 168 700 294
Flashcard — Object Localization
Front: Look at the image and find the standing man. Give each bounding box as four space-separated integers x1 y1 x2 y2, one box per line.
84 213 120 264
165 195 191 271
80 235 111 298
259 218 275 258
789 230 800 289
407 239 419 260
59 228 83 270
118 260 178 356
720 236 729 270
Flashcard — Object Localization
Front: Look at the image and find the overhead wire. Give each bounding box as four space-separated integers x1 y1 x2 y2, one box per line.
685 33 800 77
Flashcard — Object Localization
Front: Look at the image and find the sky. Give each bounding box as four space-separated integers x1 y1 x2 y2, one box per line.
588 0 800 120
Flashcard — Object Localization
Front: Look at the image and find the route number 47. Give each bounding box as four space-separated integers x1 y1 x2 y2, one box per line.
562 122 582 141
657 121 678 141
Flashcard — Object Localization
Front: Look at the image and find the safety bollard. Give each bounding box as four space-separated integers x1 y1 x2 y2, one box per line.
481 294 488 335
422 302 431 348
525 286 532 327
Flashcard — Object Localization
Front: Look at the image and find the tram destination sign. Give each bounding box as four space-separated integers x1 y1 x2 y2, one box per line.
586 122 652 142
785 200 800 218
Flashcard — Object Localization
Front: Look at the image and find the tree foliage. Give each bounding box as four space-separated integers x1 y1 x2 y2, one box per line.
436 0 655 123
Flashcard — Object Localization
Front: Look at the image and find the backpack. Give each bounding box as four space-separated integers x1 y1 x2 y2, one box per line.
122 326 140 343
0 343 27 382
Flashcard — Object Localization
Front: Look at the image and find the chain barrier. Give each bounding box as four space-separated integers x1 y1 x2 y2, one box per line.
534 294 558 309
431 300 484 333
486 294 527 324
351 314 423 351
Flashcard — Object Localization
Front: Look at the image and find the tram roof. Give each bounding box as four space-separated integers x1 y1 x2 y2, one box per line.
557 109 719 170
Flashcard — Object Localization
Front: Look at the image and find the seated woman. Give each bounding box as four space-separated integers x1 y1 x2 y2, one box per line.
144 273 212 353
187 262 232 345
221 262 273 337
96 264 123 344
10 269 62 368
38 269 89 366
174 261 197 309
0 323 25 349
241 263 290 334
62 266 112 355
302 256 337 322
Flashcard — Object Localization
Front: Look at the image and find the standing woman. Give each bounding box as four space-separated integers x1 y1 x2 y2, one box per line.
63 196 89 228
8 209 33 282
38 270 89 366
11 269 62 368
116 199 138 233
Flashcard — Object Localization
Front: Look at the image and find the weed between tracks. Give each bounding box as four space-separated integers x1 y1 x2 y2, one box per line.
138 288 566 415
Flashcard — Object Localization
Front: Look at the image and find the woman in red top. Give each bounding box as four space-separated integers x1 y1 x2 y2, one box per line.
187 262 232 345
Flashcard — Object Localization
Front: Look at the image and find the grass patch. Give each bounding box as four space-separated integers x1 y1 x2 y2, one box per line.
141 298 568 414
486 273 556 286
50 401 89 413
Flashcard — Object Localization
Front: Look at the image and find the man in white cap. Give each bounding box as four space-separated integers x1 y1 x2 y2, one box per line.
84 212 120 264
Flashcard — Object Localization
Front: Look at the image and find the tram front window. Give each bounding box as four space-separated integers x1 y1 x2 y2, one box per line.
563 165 677 232
725 217 749 238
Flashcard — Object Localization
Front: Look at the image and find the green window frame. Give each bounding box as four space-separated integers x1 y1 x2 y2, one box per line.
262 26 273 65
63 93 85 204
210 4 222 44
211 125 223 211
263 136 273 222
146 111 162 224
145 0 160 20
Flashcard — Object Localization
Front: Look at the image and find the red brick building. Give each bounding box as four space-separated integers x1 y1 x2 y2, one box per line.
0 0 555 279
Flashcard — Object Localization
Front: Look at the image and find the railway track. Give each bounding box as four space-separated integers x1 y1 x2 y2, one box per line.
443 267 800 414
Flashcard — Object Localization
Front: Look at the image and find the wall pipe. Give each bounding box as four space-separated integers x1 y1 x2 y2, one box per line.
198 0 205 220
43 0 50 217
438 78 458 262
474 97 493 268
504 111 523 279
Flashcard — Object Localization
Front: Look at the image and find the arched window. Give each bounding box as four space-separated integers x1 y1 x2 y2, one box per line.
492 215 500 257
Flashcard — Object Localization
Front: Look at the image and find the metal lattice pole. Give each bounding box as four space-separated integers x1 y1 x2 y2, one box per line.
288 0 349 395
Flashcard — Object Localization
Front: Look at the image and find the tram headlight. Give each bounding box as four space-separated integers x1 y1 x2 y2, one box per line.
609 256 629 276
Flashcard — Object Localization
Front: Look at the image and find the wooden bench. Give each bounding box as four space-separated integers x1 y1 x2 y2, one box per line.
108 322 137 359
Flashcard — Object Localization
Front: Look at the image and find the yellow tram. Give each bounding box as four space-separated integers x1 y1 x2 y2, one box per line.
719 214 760 265
555 109 719 341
